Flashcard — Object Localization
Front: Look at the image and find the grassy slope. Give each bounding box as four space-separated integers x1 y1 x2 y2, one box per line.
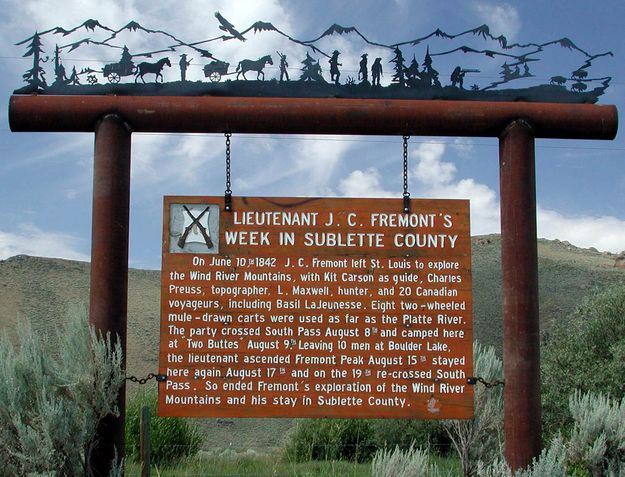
471 235 625 353
1 235 623 451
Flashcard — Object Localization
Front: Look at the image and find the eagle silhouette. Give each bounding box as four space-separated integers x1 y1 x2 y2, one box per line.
214 12 246 42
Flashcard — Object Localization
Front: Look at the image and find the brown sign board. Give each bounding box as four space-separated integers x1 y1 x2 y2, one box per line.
158 196 473 419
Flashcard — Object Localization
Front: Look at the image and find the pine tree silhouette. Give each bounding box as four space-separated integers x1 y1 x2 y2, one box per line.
69 66 80 85
300 52 324 82
53 45 67 86
405 56 420 80
500 62 512 81
422 47 441 88
20 32 48 91
390 47 407 87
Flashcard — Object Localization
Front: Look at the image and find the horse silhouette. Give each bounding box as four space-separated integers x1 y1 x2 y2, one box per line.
135 57 171 83
236 55 273 80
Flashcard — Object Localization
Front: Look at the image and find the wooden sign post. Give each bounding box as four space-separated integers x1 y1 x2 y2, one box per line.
158 196 473 419
10 95 617 472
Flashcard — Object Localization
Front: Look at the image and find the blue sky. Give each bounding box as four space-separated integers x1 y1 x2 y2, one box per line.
0 0 623 269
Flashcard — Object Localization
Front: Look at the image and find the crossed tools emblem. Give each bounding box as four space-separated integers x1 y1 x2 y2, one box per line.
177 205 213 249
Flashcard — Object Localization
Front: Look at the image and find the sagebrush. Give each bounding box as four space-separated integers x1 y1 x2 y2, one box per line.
0 310 124 476
444 341 504 476
372 443 442 477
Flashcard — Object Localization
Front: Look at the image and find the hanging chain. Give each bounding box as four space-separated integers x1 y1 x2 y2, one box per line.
402 135 410 213
224 132 232 212
467 376 505 388
126 373 167 385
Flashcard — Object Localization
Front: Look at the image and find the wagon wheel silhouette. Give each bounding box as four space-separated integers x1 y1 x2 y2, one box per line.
108 72 121 84
209 71 221 82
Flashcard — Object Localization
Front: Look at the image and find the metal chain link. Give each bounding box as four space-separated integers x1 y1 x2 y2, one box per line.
126 373 167 385
402 135 410 213
224 132 232 211
467 376 505 388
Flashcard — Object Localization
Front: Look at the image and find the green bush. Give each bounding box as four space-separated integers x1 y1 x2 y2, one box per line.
125 388 202 465
372 419 451 456
285 418 376 463
542 285 625 438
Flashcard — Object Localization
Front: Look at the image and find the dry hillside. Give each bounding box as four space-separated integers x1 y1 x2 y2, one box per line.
1 235 623 450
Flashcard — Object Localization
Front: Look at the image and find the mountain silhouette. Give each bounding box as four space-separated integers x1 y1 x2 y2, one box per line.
14 14 612 102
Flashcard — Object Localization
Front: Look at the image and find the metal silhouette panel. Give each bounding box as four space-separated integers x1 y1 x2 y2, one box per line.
14 14 612 103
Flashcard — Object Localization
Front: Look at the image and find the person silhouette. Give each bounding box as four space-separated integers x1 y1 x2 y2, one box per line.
329 50 342 85
359 53 368 82
277 51 289 81
451 66 466 88
179 54 192 82
371 57 383 86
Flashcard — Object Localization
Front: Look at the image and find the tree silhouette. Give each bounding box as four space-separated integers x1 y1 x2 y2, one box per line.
68 66 80 85
422 47 441 88
120 45 134 70
300 52 324 82
390 47 406 87
19 32 48 91
405 56 420 80
500 62 512 81
53 45 67 86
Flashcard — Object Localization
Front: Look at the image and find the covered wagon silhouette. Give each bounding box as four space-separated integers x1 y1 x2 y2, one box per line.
203 60 230 82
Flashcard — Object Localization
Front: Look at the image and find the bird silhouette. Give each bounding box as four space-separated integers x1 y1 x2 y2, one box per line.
214 12 246 42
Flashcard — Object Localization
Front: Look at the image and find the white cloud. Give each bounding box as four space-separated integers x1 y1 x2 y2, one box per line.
331 140 500 234
474 3 521 40
409 141 501 235
236 137 356 196
404 139 625 252
0 224 89 261
0 135 92 173
293 138 353 195
131 134 174 184
412 142 456 185
537 208 625 253
451 138 475 157
427 178 501 235
130 133 225 189
65 189 79 200
338 168 393 197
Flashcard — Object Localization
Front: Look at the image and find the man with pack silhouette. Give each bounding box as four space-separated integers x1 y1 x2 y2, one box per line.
359 53 368 82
